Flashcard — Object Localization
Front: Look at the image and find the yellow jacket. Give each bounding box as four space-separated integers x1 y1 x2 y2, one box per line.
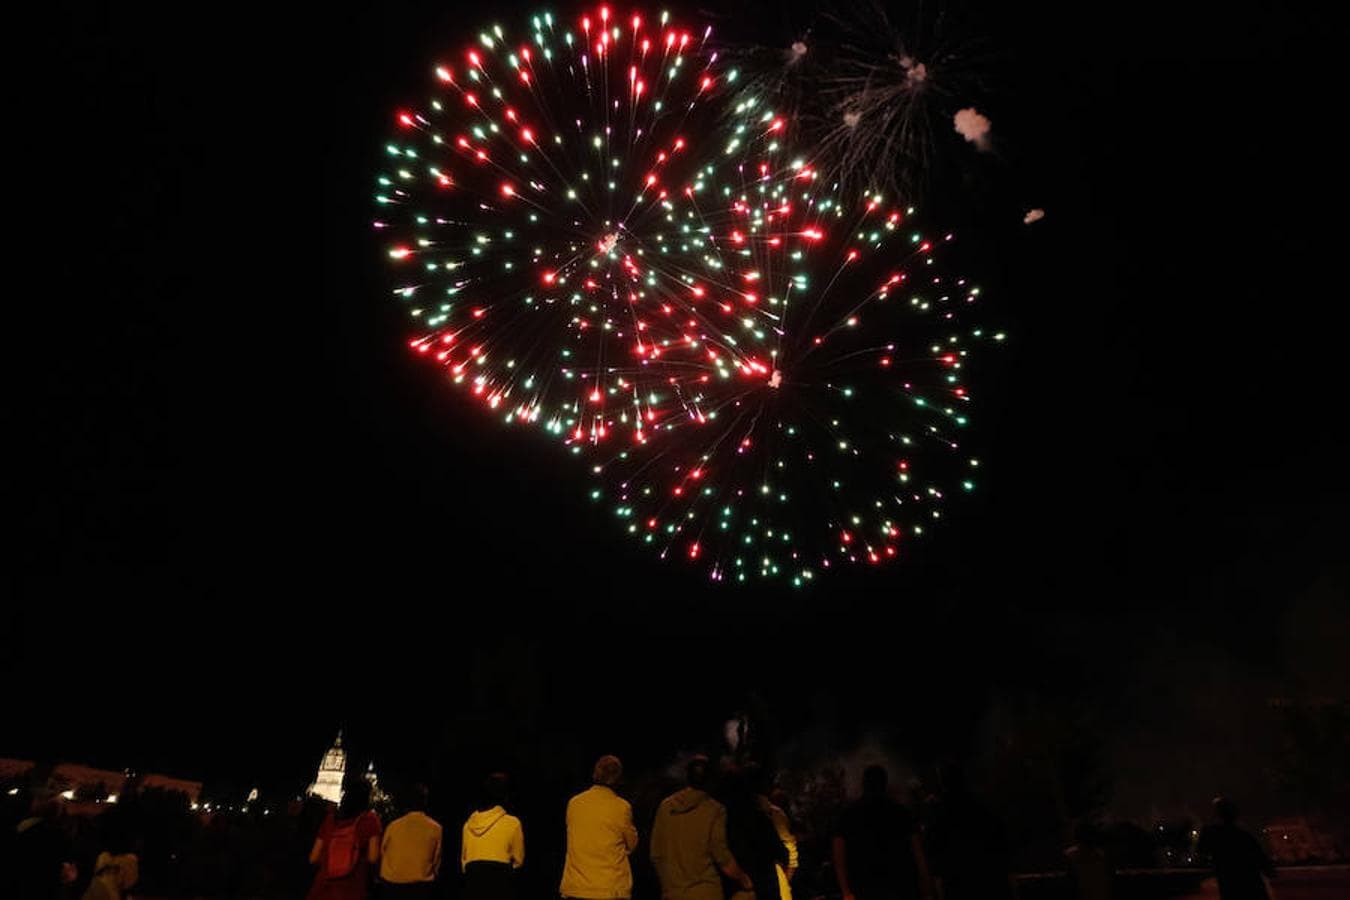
560 785 639 898
380 811 443 884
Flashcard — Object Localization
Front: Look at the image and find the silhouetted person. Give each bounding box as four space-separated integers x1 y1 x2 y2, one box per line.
462 773 525 900
650 755 754 900
1065 821 1114 900
924 762 1013 900
10 795 79 900
722 765 786 900
380 783 442 899
80 818 138 900
308 777 382 900
1197 797 1274 900
186 802 232 895
561 755 639 900
764 789 797 900
80 853 138 900
832 766 928 900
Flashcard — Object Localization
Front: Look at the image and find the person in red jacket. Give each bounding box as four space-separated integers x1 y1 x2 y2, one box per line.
308 778 383 900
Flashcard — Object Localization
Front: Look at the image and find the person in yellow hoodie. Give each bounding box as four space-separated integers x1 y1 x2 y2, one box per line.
462 773 525 900
650 755 755 900
561 755 639 900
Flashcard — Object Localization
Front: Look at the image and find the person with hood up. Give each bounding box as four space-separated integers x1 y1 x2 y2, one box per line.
461 773 525 900
650 755 755 900
561 755 639 900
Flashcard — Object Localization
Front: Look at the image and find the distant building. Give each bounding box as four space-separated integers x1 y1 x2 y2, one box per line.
51 763 126 799
0 758 200 806
308 731 347 804
0 758 35 781
138 773 202 802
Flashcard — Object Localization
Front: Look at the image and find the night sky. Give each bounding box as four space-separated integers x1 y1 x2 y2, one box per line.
12 0 1347 820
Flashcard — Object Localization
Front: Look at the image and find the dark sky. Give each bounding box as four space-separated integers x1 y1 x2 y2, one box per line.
11 0 1346 815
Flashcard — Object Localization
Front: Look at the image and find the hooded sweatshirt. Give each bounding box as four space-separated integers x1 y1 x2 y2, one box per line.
462 806 525 871
650 788 736 900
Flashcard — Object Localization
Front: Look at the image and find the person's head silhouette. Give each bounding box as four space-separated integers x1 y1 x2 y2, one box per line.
338 775 371 819
479 773 510 810
937 759 969 797
862 765 888 800
403 783 429 812
686 755 710 790
593 755 624 787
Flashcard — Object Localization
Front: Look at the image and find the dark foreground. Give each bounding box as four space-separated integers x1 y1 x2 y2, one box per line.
1016 866 1350 899
1176 866 1350 899
119 867 1350 900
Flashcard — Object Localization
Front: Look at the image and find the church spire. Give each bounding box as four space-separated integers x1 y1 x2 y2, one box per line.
306 728 347 804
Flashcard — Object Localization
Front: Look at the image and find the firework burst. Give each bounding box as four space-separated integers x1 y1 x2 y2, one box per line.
377 7 775 443
717 1 995 201
375 6 998 585
817 1 995 197
586 183 999 586
706 6 826 134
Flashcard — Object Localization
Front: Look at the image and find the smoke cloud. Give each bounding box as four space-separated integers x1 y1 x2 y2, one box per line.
954 107 992 151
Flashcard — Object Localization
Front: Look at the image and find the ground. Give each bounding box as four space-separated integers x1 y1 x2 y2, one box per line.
1173 867 1347 899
